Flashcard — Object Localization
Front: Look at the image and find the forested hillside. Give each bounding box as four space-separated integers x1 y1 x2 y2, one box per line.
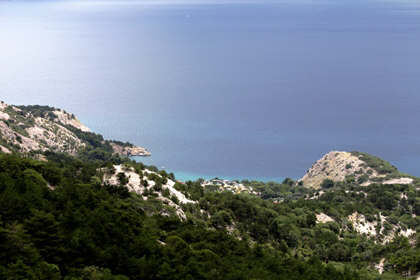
0 153 365 279
0 151 418 279
0 103 419 279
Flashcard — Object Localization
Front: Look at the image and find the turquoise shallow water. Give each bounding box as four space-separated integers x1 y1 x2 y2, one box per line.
132 156 285 182
166 171 284 183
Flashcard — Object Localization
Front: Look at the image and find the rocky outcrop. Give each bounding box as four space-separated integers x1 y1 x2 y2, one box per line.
52 109 90 132
0 102 87 154
348 212 416 244
382 177 413 185
110 142 151 157
299 151 413 188
300 151 374 188
0 145 11 154
0 111 10 121
0 101 150 157
316 213 334 224
102 164 195 219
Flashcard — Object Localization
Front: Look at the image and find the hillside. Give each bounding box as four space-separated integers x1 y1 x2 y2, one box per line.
0 151 418 279
0 101 150 158
0 104 418 279
299 151 415 189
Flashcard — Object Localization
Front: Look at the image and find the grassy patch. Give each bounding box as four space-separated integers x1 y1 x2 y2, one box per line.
351 151 399 175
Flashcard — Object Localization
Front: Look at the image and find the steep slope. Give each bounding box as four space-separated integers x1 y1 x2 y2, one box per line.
102 164 196 219
0 101 150 157
299 151 414 189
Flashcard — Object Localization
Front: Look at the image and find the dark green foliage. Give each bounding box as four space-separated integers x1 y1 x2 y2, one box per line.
174 181 203 201
103 184 130 199
117 172 129 185
282 177 295 186
350 151 399 175
321 179 335 189
357 174 369 184
243 180 309 200
16 105 58 119
0 153 417 279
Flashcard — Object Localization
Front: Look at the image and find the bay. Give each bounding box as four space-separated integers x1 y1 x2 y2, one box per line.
1 0 420 180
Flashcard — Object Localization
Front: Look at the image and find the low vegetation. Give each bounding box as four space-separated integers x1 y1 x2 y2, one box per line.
350 152 399 176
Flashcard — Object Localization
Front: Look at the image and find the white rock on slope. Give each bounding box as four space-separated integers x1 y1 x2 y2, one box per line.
300 151 413 188
348 212 378 236
375 258 385 274
105 165 144 193
0 111 9 120
142 169 196 204
316 213 334 223
0 101 150 157
348 212 416 243
300 151 378 189
103 165 196 219
53 109 91 132
382 177 413 185
0 145 11 154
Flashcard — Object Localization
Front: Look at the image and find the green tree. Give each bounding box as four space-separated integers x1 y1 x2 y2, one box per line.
321 179 334 189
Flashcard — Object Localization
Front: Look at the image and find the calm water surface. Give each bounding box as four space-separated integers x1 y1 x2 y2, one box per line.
1 0 420 180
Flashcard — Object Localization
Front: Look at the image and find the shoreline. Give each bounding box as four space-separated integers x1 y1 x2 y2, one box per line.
131 156 285 183
172 170 285 183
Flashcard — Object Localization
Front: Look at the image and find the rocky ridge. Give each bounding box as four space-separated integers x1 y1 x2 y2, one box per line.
299 151 414 189
110 142 151 157
0 101 150 157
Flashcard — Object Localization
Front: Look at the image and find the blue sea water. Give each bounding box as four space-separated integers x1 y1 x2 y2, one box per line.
1 0 420 181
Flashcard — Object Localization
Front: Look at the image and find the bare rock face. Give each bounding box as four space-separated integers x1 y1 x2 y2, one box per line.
110 143 151 157
300 151 374 188
102 164 195 219
0 101 150 157
316 213 334 224
347 212 416 244
0 145 11 154
299 151 413 188
0 111 10 121
0 101 87 154
124 146 151 157
52 109 90 132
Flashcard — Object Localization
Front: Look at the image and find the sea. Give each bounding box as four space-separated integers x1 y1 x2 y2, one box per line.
1 0 420 182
